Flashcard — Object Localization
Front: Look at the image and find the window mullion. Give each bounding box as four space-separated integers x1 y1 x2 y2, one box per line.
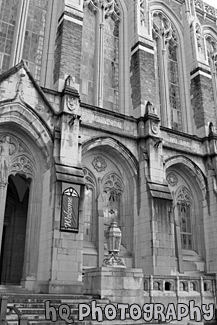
11 0 30 66
161 39 171 128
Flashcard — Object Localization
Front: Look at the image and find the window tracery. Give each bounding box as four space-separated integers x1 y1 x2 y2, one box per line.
205 35 217 72
22 0 48 82
205 35 217 110
152 11 182 131
0 0 48 82
0 0 19 73
176 187 193 250
102 173 124 229
83 167 96 242
81 0 121 111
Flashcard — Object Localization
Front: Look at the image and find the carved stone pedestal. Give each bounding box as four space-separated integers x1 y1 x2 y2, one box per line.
83 267 144 305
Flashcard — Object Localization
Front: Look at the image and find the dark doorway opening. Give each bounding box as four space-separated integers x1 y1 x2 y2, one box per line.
0 175 30 284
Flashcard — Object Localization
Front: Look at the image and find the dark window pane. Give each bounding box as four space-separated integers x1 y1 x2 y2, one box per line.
22 0 48 82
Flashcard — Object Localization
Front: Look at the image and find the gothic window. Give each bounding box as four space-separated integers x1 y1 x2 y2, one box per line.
205 35 217 71
177 187 193 250
103 15 119 111
152 11 183 131
0 0 48 82
0 0 19 73
81 0 120 111
22 0 48 82
102 172 124 232
80 5 96 105
205 35 217 107
168 40 182 130
83 167 96 243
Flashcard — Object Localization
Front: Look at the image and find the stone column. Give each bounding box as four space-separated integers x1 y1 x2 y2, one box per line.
48 76 85 294
0 183 8 251
130 1 159 119
0 137 10 252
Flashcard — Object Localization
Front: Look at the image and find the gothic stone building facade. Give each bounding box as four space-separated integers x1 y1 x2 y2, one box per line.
0 0 216 300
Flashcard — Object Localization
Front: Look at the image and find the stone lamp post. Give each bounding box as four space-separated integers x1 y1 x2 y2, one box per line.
103 221 126 267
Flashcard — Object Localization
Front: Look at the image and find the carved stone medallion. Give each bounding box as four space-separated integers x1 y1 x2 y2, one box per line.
92 156 107 172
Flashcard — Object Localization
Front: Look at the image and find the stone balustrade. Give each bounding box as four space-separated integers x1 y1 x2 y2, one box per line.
143 275 216 305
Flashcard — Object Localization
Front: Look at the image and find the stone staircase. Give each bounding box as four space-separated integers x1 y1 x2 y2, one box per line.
0 286 109 325
1 286 216 325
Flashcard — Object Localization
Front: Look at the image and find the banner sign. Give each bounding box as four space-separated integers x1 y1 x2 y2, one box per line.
60 187 79 232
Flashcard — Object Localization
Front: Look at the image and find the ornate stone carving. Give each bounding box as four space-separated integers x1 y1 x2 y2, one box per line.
103 251 126 267
92 156 107 172
176 186 192 205
140 0 146 27
15 68 26 100
102 173 124 218
194 0 203 10
9 155 35 177
65 75 76 88
167 172 178 187
83 167 96 188
0 136 11 184
152 11 177 45
103 173 124 194
66 96 79 111
146 101 156 115
84 0 120 20
0 134 36 180
194 0 217 18
83 0 98 12
195 23 202 52
204 3 215 16
206 35 217 70
151 121 159 135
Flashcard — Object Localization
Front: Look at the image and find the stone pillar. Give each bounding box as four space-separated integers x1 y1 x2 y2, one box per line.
0 137 10 252
136 103 176 275
0 183 8 252
47 76 85 294
129 1 159 118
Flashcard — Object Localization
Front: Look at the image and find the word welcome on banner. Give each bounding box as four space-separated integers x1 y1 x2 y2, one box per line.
60 187 79 233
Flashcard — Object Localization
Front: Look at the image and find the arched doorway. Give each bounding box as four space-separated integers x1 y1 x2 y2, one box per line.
0 175 30 284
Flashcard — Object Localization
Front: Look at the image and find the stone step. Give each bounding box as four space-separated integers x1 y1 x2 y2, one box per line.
1 291 110 325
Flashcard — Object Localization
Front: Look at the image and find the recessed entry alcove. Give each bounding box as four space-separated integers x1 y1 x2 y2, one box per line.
0 175 30 284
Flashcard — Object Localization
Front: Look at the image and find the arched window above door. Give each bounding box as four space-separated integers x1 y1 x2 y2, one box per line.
176 186 193 250
83 167 97 243
102 172 124 229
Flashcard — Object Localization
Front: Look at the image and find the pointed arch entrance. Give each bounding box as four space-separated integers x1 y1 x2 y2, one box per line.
0 175 30 284
82 137 139 270
165 157 207 274
0 127 50 289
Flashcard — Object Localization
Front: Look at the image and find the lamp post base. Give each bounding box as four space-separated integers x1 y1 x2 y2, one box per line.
102 252 126 268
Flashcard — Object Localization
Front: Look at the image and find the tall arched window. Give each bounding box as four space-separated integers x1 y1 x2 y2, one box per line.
152 11 182 131
0 0 48 82
176 187 193 250
83 167 97 243
205 34 217 108
22 0 48 81
81 0 120 111
102 172 124 234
